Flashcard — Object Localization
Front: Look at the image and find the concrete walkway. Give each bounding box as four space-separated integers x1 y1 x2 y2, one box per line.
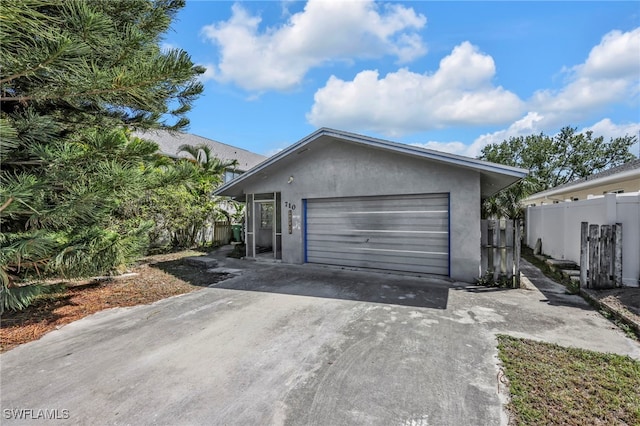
1 254 638 425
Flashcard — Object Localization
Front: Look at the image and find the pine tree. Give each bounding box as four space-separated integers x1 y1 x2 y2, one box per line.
0 0 204 311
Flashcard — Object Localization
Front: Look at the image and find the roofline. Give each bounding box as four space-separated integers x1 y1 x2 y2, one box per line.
214 128 528 195
523 167 640 201
135 129 267 159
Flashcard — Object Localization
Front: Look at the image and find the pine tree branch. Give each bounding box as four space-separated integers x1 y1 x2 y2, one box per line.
0 197 14 213
1 70 186 103
0 47 68 85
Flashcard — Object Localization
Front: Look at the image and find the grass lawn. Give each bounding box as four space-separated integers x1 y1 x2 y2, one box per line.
497 335 640 425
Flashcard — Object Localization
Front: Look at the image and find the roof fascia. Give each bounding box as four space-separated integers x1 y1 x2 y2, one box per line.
214 128 528 195
524 168 640 201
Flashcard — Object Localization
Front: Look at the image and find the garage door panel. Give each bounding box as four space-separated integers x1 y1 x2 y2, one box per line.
307 216 448 229
309 252 448 272
306 193 449 276
307 224 448 234
308 250 448 264
308 255 448 275
307 236 448 251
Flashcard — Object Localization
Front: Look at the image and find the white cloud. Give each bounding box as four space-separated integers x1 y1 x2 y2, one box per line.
308 27 639 141
467 112 547 156
411 116 639 160
456 28 640 157
410 141 469 156
307 41 525 136
581 28 640 79
201 0 426 91
410 112 545 157
530 28 640 126
582 118 640 140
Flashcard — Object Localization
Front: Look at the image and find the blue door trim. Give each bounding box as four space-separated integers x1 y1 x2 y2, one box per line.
448 192 451 277
303 199 308 263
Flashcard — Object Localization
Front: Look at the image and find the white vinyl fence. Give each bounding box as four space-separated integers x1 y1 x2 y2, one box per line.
525 193 640 287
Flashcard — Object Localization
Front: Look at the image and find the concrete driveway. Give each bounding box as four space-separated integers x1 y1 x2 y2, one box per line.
2 256 639 426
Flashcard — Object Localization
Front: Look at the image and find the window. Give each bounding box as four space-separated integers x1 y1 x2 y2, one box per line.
260 204 273 228
224 169 243 183
604 189 624 194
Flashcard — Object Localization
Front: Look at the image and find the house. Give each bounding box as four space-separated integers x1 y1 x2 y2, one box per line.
524 159 640 287
523 159 640 206
134 129 267 182
214 128 527 282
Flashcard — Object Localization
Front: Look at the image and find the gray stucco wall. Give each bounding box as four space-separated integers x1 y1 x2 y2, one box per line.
239 139 481 282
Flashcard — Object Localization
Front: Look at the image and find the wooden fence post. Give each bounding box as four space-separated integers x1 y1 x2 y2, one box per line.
514 220 521 288
588 224 599 289
505 220 514 284
579 222 588 288
599 225 612 287
613 223 623 287
492 219 500 282
481 220 488 276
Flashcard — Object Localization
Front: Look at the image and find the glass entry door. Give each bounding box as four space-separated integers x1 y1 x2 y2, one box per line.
245 192 281 259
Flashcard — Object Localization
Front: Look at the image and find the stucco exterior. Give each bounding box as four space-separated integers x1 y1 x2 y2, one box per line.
216 129 527 283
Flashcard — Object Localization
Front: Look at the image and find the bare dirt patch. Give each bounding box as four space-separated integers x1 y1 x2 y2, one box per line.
588 288 640 319
0 250 229 353
582 287 640 337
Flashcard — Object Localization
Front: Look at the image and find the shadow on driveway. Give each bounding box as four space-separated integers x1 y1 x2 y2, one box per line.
156 257 451 310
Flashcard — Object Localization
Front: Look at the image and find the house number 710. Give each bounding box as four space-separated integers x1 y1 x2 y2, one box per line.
284 201 296 210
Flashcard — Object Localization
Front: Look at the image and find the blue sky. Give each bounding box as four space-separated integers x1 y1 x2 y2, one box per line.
164 1 640 158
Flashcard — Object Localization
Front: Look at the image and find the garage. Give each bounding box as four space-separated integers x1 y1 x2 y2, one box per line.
214 128 527 282
305 194 449 275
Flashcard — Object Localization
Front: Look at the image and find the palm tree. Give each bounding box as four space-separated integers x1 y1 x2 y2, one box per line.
177 143 238 178
166 144 239 246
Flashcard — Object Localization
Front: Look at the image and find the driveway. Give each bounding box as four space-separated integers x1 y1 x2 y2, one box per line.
2 255 639 426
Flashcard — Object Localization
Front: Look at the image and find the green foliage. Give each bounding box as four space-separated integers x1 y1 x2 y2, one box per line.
130 143 240 249
0 0 204 312
0 128 161 309
0 0 203 131
475 271 517 288
0 283 47 313
479 127 637 219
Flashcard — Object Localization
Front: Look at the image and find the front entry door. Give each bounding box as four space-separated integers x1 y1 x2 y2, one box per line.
245 193 281 259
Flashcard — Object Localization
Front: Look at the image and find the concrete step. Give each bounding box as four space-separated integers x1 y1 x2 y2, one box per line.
562 269 580 277
534 254 547 262
184 256 219 269
545 258 579 270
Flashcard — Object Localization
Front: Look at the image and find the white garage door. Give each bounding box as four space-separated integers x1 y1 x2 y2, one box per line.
305 193 449 275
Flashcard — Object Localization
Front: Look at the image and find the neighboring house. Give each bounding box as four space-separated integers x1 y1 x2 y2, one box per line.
524 159 640 287
134 129 267 182
523 159 640 206
214 128 527 282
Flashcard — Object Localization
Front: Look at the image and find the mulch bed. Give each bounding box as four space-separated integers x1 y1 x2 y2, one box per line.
0 250 229 353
